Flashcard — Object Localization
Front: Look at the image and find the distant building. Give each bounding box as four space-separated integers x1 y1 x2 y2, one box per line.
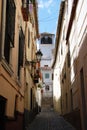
39 32 55 108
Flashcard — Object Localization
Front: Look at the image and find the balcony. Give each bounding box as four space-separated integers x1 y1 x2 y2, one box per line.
21 0 29 21
33 76 39 83
29 71 39 84
33 72 39 83
21 0 35 21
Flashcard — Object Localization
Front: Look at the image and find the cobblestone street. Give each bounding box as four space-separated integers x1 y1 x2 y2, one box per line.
26 108 76 130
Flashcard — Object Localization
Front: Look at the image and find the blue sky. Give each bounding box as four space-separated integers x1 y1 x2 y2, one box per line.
37 0 61 35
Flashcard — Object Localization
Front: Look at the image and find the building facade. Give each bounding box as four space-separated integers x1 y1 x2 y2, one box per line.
0 0 25 130
0 0 39 130
52 0 87 130
24 0 40 127
39 33 55 108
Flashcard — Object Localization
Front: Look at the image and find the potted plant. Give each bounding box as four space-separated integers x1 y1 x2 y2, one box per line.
37 83 42 88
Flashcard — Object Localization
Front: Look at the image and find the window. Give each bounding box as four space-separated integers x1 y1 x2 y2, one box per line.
4 0 16 63
45 85 49 91
14 95 18 119
30 88 33 109
66 93 68 109
80 68 87 128
52 73 53 80
63 26 65 40
70 89 73 111
6 0 16 46
48 37 52 44
45 73 49 79
41 37 45 44
61 45 63 55
44 65 48 67
17 28 25 79
28 29 30 48
67 51 70 67
80 68 86 111
41 37 52 44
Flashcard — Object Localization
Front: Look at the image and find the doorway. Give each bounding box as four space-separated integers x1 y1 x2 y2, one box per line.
30 89 32 110
0 96 7 130
80 68 87 129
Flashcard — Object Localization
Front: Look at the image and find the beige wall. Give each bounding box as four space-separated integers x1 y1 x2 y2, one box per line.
53 1 67 114
0 0 25 119
24 2 39 112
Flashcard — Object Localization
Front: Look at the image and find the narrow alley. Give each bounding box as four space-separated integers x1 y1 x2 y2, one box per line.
0 0 87 130
27 108 75 130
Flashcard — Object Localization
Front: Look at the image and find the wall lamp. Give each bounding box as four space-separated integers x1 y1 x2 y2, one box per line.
25 49 43 65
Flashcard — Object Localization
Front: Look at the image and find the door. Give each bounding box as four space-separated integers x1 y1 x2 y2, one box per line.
0 96 7 130
80 68 87 129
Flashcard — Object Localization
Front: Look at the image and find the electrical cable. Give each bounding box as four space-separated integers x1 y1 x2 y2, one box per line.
39 17 58 23
38 12 58 21
38 0 59 21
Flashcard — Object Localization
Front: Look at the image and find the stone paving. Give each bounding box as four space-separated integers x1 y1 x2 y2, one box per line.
26 108 76 130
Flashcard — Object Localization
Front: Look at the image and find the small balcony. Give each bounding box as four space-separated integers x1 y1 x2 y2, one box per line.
33 77 39 83
33 73 39 84
21 0 29 21
21 0 35 21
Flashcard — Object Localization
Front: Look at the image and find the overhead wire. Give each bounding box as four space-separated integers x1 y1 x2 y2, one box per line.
38 0 59 23
39 17 58 23
38 11 58 23
39 13 58 21
38 0 60 32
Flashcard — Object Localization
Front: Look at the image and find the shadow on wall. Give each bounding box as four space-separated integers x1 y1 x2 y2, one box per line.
62 34 87 130
73 34 87 130
59 38 87 130
24 102 40 129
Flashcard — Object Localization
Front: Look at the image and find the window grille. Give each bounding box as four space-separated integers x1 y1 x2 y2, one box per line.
45 73 49 79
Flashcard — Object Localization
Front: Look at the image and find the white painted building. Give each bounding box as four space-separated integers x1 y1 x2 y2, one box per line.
52 0 87 130
39 32 55 101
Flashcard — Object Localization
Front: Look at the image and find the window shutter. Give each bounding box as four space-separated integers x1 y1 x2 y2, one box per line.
19 28 25 67
6 0 16 47
18 28 25 78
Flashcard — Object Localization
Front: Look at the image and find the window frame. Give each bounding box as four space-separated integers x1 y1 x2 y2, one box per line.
45 73 50 79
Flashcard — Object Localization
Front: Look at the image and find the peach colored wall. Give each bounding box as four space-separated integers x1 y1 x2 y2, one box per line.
24 5 38 111
0 66 24 115
0 0 24 119
0 75 17 117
